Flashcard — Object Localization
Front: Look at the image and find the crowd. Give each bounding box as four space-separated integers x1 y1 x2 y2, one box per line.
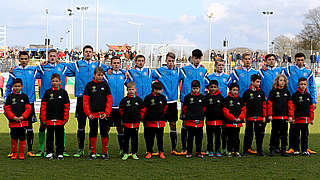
2 45 318 161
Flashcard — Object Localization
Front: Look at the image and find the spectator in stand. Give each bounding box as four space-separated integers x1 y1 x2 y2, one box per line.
0 72 4 98
315 52 319 68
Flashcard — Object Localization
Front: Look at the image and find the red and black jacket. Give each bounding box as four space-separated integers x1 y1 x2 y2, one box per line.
143 92 168 128
182 91 206 128
223 93 246 128
119 93 145 128
267 88 294 120
242 85 266 121
292 89 314 124
204 90 224 126
40 86 70 126
4 90 31 128
83 79 113 118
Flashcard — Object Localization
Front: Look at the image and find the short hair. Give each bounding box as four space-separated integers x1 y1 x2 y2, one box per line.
19 51 29 58
191 80 200 88
111 56 121 63
242 52 251 59
265 54 276 60
295 52 306 59
83 45 94 52
152 81 163 90
94 67 105 74
298 77 307 83
229 82 239 90
127 81 136 88
251 74 261 82
166 52 176 60
48 49 57 54
192 49 203 58
13 78 23 85
51 73 61 80
209 80 219 87
215 59 225 66
135 55 145 61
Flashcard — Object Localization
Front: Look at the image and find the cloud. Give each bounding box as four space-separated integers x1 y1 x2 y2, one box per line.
179 14 196 24
205 2 228 22
170 34 196 46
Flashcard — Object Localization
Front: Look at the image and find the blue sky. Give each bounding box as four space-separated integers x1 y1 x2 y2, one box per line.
1 0 320 51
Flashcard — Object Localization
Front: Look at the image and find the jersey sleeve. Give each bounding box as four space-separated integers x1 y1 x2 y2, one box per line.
66 62 76 77
5 73 14 102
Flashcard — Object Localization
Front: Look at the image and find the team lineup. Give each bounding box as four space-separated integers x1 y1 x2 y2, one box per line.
3 45 318 160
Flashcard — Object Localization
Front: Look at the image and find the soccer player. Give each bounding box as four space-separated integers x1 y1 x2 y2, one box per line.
105 56 128 156
282 53 317 155
119 82 144 160
66 45 109 157
83 67 113 160
4 78 31 160
242 74 267 156
153 52 181 155
143 82 168 159
40 73 70 160
5 51 41 157
291 77 314 156
179 49 208 155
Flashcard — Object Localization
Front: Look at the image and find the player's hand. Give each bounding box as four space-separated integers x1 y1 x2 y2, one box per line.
311 120 314 125
101 113 107 119
268 116 272 122
243 118 246 122
88 115 94 120
261 65 267 71
313 104 317 110
288 117 293 122
18 116 24 121
262 117 266 123
9 67 15 73
13 116 20 122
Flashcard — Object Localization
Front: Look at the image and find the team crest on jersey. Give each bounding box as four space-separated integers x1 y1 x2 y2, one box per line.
12 98 16 105
101 87 104 90
229 100 233 106
199 99 202 103
223 78 227 82
172 71 176 74
299 96 303 102
258 95 261 98
49 94 54 100
159 101 163 104
276 92 280 97
92 86 97 93
200 72 203 76
190 97 194 104
57 67 62 72
307 98 310 102
135 102 139 105
151 99 155 105
120 76 123 80
209 98 213 104
237 102 241 105
28 70 33 75
144 72 147 76
58 96 62 99
275 72 279 75
126 100 131 106
217 100 220 103
21 99 24 102
250 93 254 99
304 72 307 77
284 93 287 96
92 65 96 68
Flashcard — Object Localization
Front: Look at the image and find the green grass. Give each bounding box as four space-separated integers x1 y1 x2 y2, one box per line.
0 108 320 179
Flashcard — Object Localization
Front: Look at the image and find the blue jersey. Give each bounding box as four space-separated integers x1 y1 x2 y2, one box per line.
206 72 229 98
179 64 208 103
227 67 258 97
153 66 181 103
37 63 72 99
258 66 283 99
282 65 317 104
66 60 109 97
5 65 41 103
128 67 154 100
105 69 128 108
